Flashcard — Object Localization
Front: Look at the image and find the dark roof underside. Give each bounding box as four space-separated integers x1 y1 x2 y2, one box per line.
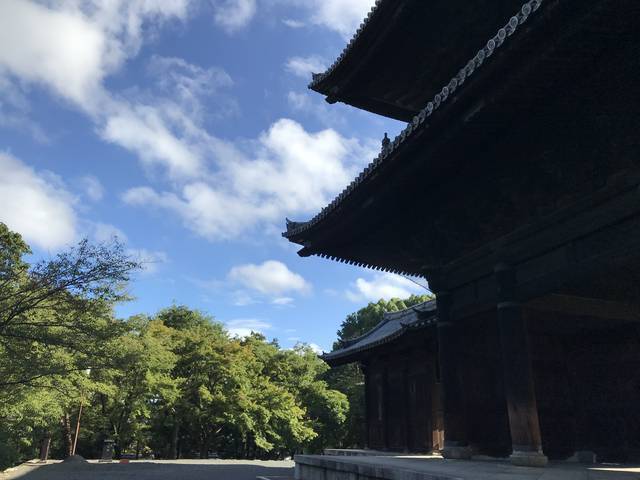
310 0 528 121
285 0 639 276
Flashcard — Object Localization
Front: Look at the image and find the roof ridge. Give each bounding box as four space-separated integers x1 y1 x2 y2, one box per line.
284 0 544 242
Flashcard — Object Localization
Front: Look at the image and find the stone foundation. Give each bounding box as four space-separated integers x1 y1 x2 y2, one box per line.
294 453 640 480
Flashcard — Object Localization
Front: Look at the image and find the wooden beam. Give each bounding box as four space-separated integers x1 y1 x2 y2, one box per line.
526 294 640 322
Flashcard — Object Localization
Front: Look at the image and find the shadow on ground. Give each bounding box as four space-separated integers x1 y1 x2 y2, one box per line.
4 459 294 480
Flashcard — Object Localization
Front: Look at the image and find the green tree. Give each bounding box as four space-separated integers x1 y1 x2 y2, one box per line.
0 222 139 390
0 225 354 465
0 223 139 467
80 316 178 458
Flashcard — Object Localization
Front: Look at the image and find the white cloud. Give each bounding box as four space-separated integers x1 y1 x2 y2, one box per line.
0 0 106 108
0 76 49 142
211 0 375 38
211 0 257 32
0 0 378 247
0 152 77 250
231 290 257 307
272 297 294 306
287 91 344 127
282 18 305 28
346 273 427 303
308 0 376 38
0 0 208 182
229 260 310 296
101 102 204 180
89 222 166 274
285 55 327 78
225 318 271 338
122 118 376 240
91 222 128 243
289 342 325 354
79 175 104 201
0 0 191 111
271 0 376 38
146 55 236 121
127 248 169 274
308 343 324 354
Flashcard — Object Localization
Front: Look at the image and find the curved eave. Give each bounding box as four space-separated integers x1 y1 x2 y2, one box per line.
322 317 436 366
308 0 395 93
322 301 437 365
309 0 532 121
284 0 546 274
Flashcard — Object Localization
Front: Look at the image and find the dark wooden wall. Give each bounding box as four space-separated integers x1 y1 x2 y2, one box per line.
528 313 640 462
363 333 440 453
459 311 511 457
360 308 640 460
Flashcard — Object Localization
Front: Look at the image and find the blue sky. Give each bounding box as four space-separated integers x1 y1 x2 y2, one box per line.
0 0 428 352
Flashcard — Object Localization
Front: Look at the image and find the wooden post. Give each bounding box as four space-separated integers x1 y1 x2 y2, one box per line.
402 360 410 453
495 263 548 467
382 365 389 450
361 362 370 449
426 269 471 459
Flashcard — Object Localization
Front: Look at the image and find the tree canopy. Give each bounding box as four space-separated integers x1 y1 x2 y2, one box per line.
0 222 431 466
0 223 348 467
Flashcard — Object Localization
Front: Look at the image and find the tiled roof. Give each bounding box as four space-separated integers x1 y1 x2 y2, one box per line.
321 300 437 363
284 0 545 240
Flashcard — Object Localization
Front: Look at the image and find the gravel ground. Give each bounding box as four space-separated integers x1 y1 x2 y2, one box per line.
1 459 294 480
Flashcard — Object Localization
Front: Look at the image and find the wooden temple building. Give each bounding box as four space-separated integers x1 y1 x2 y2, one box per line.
284 0 640 469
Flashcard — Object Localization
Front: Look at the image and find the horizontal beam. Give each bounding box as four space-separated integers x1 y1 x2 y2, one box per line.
527 294 640 322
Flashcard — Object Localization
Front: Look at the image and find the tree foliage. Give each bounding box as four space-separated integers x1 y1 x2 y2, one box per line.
0 223 348 467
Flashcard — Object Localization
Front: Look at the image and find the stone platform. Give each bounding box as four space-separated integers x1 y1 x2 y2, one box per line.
294 454 640 480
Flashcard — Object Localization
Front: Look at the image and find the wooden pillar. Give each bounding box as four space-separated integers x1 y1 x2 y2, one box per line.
361 362 370 449
402 360 411 453
427 270 471 459
383 365 389 450
495 263 548 467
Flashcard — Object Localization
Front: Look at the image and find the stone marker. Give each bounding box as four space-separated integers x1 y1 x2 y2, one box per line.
100 439 115 462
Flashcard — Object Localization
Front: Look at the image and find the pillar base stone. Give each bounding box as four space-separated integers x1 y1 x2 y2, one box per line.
442 445 472 460
510 450 548 467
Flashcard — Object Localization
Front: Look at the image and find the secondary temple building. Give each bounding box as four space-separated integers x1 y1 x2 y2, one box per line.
284 0 640 468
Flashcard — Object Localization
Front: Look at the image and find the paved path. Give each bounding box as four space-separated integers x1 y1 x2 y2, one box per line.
1 459 294 480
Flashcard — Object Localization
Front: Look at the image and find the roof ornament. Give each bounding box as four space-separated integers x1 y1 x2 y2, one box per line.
381 132 391 154
285 218 307 233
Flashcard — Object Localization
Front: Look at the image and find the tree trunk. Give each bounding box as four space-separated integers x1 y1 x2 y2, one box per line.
169 419 179 460
61 414 73 458
39 434 51 462
199 441 207 459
